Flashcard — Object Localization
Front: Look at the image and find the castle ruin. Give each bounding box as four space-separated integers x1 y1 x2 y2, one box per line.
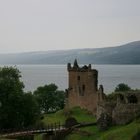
66 60 140 125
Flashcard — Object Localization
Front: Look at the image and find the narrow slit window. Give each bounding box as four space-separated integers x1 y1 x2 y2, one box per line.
82 85 85 91
77 76 80 81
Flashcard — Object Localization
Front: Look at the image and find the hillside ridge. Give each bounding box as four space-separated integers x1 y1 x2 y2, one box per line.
0 40 140 64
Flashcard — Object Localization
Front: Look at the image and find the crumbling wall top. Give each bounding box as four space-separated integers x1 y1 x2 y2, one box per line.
67 59 97 72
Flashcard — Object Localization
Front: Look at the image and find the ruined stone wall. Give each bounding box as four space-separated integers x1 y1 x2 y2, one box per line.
112 104 140 125
96 102 116 119
97 92 140 125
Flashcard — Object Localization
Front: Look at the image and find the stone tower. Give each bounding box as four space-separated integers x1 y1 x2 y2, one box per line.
67 59 99 114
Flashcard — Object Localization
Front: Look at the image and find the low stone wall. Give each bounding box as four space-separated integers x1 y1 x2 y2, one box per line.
112 104 140 125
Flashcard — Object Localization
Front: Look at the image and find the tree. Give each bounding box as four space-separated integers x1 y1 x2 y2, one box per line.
34 84 66 113
0 67 40 130
0 67 23 129
19 92 40 127
115 83 131 92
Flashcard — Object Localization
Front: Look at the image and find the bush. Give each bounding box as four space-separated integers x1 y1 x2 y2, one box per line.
115 83 131 92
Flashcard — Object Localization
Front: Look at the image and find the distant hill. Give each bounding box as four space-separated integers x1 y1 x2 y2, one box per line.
0 41 140 64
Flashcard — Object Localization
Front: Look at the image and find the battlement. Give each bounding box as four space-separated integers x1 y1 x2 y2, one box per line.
67 59 97 73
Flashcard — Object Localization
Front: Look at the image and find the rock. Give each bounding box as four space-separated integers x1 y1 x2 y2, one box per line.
97 113 112 131
65 117 78 128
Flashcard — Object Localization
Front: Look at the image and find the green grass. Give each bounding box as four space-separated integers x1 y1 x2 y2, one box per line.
69 107 96 122
65 134 92 140
34 134 43 140
41 110 66 125
2 107 138 140
35 106 96 140
39 106 140 140
41 106 96 126
1 107 139 140
64 121 140 140
42 106 140 140
96 122 140 140
38 107 140 140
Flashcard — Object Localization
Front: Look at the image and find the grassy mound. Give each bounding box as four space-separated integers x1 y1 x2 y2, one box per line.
35 106 96 140
41 106 96 126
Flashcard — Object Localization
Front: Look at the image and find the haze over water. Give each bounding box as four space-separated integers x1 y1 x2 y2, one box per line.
15 65 140 93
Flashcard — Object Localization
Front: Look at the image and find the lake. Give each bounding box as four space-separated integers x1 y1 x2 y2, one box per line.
6 65 140 93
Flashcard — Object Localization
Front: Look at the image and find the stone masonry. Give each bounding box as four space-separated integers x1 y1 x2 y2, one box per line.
66 60 104 114
97 92 140 125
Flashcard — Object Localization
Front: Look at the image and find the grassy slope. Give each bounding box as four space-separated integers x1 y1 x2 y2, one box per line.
40 106 140 140
65 122 140 140
35 107 96 140
41 107 96 125
34 134 42 140
97 122 140 140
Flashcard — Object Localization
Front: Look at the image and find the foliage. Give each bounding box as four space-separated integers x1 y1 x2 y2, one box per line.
19 92 40 127
107 92 119 101
0 67 40 130
34 84 65 113
115 83 131 92
107 83 132 101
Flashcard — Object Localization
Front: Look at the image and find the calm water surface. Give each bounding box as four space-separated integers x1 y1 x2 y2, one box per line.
3 65 140 93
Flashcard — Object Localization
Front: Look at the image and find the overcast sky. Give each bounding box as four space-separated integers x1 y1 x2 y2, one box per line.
0 0 140 53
